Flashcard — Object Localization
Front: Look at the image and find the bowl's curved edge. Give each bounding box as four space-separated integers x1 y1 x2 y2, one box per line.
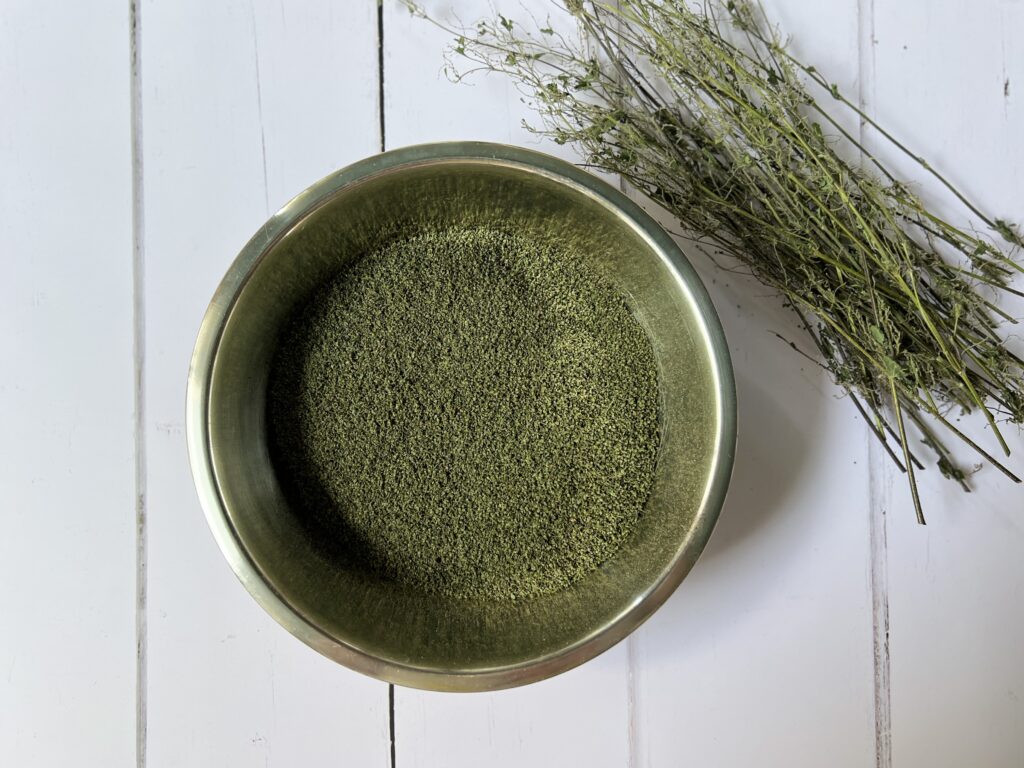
185 141 737 692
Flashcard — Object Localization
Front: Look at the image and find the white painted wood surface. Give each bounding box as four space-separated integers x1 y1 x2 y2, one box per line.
627 1 880 764
0 2 136 766
867 3 1024 766
1 0 1021 766
139 2 388 766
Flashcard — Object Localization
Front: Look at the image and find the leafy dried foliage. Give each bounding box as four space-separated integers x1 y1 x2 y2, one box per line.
408 0 1024 522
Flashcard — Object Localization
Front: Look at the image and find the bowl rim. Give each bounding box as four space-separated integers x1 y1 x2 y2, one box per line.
186 141 737 692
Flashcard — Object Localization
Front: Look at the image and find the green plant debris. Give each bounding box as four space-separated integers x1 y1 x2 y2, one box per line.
267 226 660 600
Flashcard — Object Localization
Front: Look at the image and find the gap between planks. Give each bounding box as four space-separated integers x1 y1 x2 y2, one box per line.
378 4 396 767
129 0 148 766
612 5 642 761
856 0 893 765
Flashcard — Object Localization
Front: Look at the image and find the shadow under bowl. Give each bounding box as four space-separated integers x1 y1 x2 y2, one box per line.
186 142 736 691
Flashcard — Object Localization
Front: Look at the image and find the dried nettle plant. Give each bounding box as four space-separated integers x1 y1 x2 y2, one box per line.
406 0 1024 522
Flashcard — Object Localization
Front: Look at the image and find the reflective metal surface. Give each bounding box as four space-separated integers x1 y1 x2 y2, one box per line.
186 142 736 691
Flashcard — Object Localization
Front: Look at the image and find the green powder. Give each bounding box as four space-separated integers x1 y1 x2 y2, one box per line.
267 226 659 601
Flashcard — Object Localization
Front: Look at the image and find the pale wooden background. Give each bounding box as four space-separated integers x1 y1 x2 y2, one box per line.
2 1 1022 766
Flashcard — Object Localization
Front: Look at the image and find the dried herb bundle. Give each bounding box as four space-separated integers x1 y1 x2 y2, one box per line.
407 0 1024 522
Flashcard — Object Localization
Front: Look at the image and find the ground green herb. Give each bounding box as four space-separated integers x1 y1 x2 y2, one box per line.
267 226 659 601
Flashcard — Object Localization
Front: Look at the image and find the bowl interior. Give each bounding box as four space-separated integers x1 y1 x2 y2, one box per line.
202 154 727 686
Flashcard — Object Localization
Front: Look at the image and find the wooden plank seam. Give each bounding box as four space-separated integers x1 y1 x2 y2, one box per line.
857 0 893 765
130 1 148 766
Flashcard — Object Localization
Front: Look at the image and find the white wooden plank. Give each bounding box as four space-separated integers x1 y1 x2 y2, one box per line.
396 650 631 768
140 1 389 764
384 3 632 766
629 285 878 767
384 0 579 163
868 1 1024 765
385 2 528 147
629 1 878 764
0 2 136 766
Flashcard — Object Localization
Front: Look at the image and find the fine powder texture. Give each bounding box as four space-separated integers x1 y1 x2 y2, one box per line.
267 226 659 601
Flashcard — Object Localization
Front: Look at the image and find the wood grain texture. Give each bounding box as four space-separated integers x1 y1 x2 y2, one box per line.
139 1 388 764
867 1 1024 765
0 2 136 765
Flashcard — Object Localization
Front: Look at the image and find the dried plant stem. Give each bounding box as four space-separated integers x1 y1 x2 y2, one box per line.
405 0 1023 522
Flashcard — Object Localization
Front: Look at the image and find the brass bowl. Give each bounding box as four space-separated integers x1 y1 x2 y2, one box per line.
187 142 735 691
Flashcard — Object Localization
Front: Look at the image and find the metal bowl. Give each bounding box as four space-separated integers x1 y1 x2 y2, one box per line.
187 142 735 691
